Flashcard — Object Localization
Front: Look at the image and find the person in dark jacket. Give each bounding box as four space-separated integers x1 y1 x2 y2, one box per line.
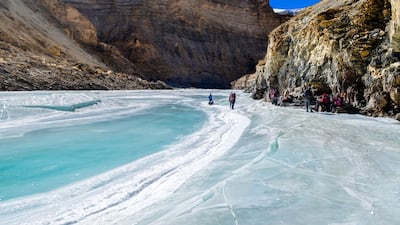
303 87 313 112
229 92 236 109
208 93 214 105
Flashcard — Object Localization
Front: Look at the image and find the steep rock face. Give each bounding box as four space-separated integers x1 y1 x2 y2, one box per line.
36 0 98 46
36 0 141 75
60 0 285 88
251 0 400 117
0 0 170 90
0 0 100 66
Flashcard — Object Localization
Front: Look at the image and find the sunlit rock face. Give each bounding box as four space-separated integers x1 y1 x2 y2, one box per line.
0 0 171 90
251 0 400 117
60 0 285 88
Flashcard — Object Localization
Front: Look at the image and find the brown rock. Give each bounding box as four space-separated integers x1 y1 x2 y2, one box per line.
35 0 99 46
59 0 286 88
250 0 400 118
231 73 257 92
0 0 171 90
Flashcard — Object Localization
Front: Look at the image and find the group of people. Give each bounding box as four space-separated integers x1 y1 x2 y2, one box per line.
208 92 236 109
269 86 343 113
207 88 343 113
269 88 290 106
303 87 343 112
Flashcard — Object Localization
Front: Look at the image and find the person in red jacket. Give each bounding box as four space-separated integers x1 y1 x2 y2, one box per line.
321 93 331 112
332 94 343 112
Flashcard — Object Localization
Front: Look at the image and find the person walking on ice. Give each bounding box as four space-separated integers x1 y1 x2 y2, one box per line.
208 93 214 105
303 86 313 112
229 92 236 109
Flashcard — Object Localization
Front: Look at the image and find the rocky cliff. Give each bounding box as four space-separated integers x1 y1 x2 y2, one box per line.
59 0 285 88
247 0 400 118
0 0 171 90
0 0 285 89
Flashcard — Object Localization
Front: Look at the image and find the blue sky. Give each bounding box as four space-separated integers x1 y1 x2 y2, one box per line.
269 0 320 9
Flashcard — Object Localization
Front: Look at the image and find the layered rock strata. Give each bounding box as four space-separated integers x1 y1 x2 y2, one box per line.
59 0 285 88
249 0 400 117
0 0 170 90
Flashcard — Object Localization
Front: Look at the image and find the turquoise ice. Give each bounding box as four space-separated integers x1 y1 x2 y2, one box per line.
0 100 205 201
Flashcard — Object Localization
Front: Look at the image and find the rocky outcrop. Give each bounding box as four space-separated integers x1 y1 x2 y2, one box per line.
0 0 103 66
250 0 400 118
0 41 170 90
59 0 285 88
36 0 98 46
36 0 141 75
231 60 265 92
0 0 170 90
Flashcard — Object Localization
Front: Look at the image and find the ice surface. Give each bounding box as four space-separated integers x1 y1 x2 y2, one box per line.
0 103 206 201
0 90 399 225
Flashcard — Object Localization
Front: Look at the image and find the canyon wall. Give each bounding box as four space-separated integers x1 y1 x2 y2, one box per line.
249 0 400 117
59 0 284 88
1 0 285 89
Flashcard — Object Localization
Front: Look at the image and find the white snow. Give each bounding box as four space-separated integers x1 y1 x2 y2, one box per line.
273 8 304 15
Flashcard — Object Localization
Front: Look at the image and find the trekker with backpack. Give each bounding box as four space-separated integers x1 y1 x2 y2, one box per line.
303 87 313 112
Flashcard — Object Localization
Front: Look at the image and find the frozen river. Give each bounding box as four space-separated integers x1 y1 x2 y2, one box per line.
0 90 399 225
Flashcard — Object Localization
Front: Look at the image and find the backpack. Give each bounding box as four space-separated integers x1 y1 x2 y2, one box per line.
304 89 312 98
